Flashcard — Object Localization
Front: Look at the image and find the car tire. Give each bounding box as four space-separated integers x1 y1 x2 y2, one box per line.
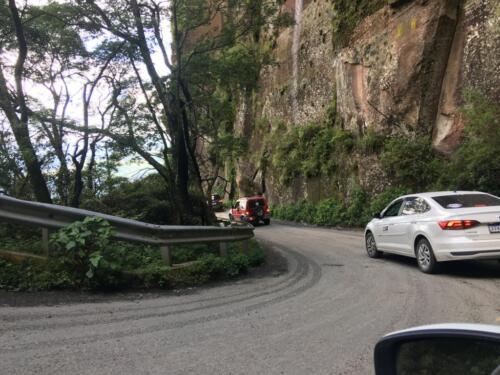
365 231 383 258
264 219 270 225
415 238 439 274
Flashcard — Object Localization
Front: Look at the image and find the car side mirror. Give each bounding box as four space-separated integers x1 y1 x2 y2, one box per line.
374 324 500 375
373 212 382 219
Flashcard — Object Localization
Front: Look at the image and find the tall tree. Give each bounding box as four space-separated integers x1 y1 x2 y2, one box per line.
0 0 51 202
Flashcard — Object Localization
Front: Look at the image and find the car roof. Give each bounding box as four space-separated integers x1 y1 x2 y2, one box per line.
401 191 489 199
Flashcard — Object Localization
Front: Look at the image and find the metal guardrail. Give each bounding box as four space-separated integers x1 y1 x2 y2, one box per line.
0 194 254 265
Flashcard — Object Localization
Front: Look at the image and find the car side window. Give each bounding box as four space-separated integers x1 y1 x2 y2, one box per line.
234 201 240 209
402 197 430 215
382 199 404 218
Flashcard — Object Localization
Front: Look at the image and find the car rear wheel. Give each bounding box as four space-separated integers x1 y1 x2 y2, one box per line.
416 238 439 274
365 232 383 258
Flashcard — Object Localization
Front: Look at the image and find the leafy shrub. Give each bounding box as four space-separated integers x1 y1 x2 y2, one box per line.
380 137 441 191
246 245 265 267
442 91 500 195
82 174 178 224
313 198 343 226
50 217 122 288
0 257 75 291
0 223 266 291
345 185 370 226
171 244 219 264
268 123 353 186
272 186 410 228
357 129 385 154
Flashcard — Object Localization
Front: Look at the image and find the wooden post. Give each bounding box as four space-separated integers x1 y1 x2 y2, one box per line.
42 228 49 257
219 242 228 257
241 240 249 253
160 245 172 266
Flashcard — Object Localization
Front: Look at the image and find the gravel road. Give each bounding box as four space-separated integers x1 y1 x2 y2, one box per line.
1 223 499 374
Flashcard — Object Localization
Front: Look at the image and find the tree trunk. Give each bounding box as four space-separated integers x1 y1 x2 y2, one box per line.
0 1 51 203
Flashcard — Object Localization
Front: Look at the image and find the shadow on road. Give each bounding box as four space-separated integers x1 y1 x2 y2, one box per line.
380 254 500 279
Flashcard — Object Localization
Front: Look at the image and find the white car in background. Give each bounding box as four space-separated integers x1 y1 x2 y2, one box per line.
365 191 500 273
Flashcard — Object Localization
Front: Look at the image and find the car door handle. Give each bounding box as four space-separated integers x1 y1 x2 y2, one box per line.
383 226 389 232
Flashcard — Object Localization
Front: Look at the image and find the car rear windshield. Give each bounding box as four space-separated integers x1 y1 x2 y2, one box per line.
249 199 265 209
432 194 500 209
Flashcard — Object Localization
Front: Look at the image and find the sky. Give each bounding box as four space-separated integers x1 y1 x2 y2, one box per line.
17 0 173 180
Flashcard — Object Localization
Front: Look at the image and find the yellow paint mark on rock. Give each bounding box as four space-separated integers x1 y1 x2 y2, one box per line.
410 18 417 30
496 316 500 323
396 23 405 38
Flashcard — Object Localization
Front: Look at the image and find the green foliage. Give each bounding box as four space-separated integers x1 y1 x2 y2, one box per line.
325 93 338 127
50 217 119 288
268 123 354 185
314 198 343 226
0 220 266 291
357 129 385 154
380 136 441 191
272 186 411 228
269 92 500 229
442 91 500 195
82 174 177 224
0 258 74 291
345 185 370 226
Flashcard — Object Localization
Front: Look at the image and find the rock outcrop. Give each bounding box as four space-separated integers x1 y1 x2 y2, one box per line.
233 0 500 203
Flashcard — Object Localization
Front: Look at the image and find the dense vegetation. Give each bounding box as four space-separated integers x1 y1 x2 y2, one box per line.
0 0 289 224
0 220 265 291
272 92 500 227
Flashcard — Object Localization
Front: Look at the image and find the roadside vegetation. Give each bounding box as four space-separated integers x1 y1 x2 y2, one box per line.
272 91 499 228
0 0 289 224
0 220 265 292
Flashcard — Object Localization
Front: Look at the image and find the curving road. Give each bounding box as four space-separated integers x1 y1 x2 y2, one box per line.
1 223 499 374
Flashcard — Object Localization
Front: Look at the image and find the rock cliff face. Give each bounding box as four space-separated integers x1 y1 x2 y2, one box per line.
233 0 499 204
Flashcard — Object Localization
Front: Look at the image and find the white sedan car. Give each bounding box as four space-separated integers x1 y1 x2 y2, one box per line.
365 191 500 273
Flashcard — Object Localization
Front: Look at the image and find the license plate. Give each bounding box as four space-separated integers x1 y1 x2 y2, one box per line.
488 223 500 233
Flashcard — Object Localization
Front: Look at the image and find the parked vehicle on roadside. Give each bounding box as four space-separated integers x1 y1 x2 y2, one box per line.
210 194 224 212
229 196 270 225
374 323 500 374
364 191 500 273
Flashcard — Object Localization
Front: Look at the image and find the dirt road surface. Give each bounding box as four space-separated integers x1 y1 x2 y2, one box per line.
1 223 499 374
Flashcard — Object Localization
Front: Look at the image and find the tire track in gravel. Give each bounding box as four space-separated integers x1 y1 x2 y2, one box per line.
0 247 322 353
0 245 304 331
0 239 291 323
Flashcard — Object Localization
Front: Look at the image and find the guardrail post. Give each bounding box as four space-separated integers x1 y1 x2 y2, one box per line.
160 245 172 266
42 228 49 257
219 242 228 257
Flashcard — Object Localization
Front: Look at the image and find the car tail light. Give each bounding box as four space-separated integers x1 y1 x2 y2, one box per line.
438 220 480 230
245 210 251 216
265 207 270 213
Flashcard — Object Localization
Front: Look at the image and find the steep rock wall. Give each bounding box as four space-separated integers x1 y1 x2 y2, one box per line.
233 0 500 204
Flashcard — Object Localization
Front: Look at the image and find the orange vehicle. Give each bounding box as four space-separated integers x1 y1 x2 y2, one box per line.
229 196 270 225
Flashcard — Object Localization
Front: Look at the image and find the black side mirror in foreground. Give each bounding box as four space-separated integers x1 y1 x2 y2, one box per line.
373 212 381 219
374 324 500 375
